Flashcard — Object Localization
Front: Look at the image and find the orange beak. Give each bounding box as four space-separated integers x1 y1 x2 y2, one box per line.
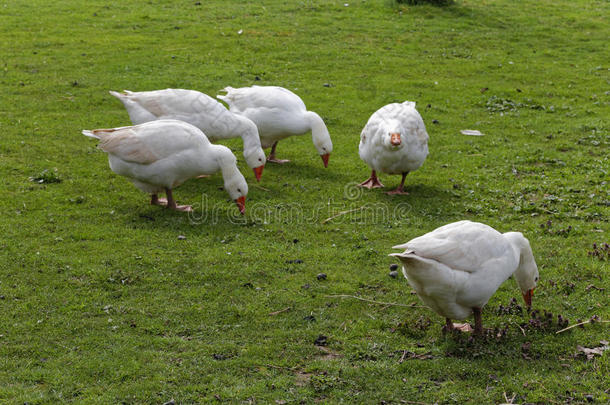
235 196 246 215
321 153 330 168
390 133 402 146
522 288 534 308
252 165 264 182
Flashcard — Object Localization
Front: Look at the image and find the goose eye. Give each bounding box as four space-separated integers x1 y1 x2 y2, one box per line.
237 188 241 193
534 276 538 282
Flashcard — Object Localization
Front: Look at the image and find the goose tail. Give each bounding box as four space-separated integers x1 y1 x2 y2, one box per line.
216 86 235 102
82 129 100 139
109 90 134 99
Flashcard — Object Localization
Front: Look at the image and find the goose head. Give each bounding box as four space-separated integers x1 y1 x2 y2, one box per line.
244 148 266 182
315 138 333 168
236 115 266 181
505 232 539 308
306 111 333 167
381 119 405 149
224 173 248 215
215 146 249 215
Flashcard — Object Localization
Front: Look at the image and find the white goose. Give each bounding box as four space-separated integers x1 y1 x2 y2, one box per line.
358 101 428 195
83 120 248 214
217 86 333 167
390 221 539 335
109 89 266 181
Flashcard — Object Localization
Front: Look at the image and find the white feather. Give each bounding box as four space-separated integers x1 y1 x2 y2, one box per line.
83 119 248 201
109 88 266 170
218 85 333 156
359 101 429 175
390 221 539 321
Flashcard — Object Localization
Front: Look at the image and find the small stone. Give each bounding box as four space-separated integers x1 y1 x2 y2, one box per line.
314 335 328 346
585 395 594 402
177 235 186 240
317 273 327 280
323 83 332 87
389 263 399 271
163 399 175 405
254 75 261 81
389 271 398 278
286 259 303 264
432 119 439 124
301 283 310 289
293 238 299 244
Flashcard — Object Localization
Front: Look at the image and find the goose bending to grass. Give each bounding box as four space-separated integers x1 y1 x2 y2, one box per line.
358 101 428 195
217 86 332 166
83 120 248 214
109 89 266 181
390 221 538 335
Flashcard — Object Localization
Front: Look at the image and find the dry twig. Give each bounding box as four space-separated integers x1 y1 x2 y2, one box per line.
555 319 609 334
322 206 365 224
325 294 428 309
268 307 291 316
514 322 526 336
253 184 271 192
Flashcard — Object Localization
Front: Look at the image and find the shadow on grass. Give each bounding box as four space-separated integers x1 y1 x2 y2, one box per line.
390 0 513 30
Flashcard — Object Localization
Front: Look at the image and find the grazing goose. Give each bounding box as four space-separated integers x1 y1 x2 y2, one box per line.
390 221 538 335
217 85 332 166
358 101 428 195
83 120 248 214
109 89 266 181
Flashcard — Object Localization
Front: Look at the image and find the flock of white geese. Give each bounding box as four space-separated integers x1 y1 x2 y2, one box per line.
83 85 539 335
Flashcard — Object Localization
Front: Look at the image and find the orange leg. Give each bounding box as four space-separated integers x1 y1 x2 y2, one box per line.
386 172 409 195
164 188 192 212
267 141 290 164
359 170 384 189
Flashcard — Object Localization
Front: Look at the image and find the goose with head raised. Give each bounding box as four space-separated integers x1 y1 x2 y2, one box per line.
358 101 428 195
390 221 538 335
217 85 332 167
109 89 266 181
83 119 248 214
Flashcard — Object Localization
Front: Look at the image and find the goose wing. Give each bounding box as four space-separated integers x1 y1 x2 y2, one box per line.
392 221 510 273
83 120 206 164
218 86 306 113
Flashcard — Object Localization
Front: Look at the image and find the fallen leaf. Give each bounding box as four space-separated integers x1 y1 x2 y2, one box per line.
317 345 342 360
576 343 609 360
460 129 484 136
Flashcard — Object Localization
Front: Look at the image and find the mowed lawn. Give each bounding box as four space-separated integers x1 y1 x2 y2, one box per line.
0 0 608 403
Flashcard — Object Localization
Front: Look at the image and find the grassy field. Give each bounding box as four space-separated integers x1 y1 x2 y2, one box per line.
1 0 608 403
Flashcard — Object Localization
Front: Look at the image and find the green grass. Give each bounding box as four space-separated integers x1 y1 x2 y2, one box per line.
1 0 608 403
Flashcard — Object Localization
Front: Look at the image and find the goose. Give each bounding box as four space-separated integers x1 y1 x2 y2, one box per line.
83 119 248 214
390 221 538 335
109 89 266 181
358 101 428 195
217 86 332 166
